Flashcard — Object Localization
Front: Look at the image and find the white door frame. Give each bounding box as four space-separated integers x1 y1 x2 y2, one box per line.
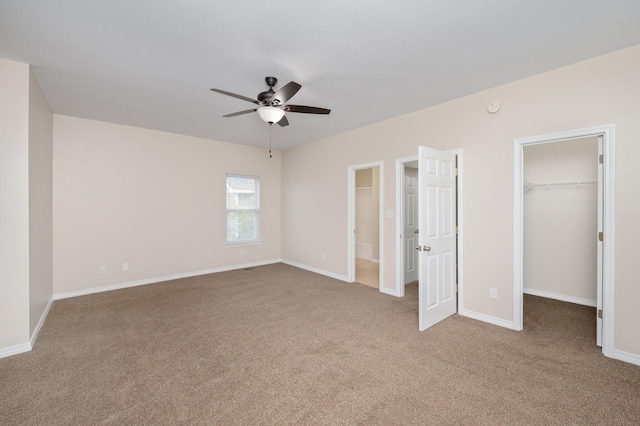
348 162 384 289
395 150 463 300
513 124 615 358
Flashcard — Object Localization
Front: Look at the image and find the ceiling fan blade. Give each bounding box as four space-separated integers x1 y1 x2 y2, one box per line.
285 105 331 115
272 81 301 105
223 109 257 118
210 88 258 104
277 115 289 127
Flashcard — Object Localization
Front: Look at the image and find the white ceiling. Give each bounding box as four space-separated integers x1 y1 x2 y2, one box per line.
2 1 640 150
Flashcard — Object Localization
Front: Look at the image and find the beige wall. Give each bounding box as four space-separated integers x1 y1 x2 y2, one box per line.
53 115 281 295
281 45 640 356
523 137 598 304
28 68 54 335
0 59 31 349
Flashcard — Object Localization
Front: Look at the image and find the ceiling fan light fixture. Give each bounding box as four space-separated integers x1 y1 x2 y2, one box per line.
257 106 285 124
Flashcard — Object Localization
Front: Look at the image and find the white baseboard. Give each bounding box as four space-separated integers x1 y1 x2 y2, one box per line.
458 307 516 330
1 296 54 359
54 259 282 300
380 287 402 297
280 259 349 282
524 288 597 307
31 297 54 348
371 258 380 264
614 350 640 367
0 342 31 359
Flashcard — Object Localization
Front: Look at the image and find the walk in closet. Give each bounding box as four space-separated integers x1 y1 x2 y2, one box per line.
523 137 599 307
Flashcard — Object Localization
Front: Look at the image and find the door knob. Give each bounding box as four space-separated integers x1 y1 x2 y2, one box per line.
415 245 422 251
423 246 431 251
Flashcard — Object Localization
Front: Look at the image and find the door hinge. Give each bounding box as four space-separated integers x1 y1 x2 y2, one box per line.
455 168 458 176
456 284 459 293
599 154 604 164
456 226 459 235
598 309 603 319
598 232 603 242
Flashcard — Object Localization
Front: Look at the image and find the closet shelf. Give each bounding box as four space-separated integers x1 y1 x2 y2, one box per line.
524 180 597 191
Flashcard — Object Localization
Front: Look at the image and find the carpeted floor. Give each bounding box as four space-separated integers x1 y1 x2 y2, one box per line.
1 263 639 425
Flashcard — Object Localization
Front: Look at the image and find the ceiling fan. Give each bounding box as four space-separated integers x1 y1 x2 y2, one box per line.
210 76 330 127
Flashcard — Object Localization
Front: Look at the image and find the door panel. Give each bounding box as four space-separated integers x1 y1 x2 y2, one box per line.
443 251 454 301
418 146 457 331
426 255 439 308
425 185 438 238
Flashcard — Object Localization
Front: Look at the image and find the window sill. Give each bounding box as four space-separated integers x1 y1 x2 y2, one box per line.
225 240 263 247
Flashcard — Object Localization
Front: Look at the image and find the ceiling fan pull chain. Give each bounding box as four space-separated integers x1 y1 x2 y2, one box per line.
269 123 272 158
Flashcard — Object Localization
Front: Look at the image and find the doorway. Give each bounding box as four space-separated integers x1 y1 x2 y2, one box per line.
523 137 600 344
513 124 615 358
395 157 419 298
355 168 380 287
348 162 383 290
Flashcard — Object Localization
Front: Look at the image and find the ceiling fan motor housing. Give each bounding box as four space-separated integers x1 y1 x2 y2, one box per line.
258 90 274 104
258 76 278 105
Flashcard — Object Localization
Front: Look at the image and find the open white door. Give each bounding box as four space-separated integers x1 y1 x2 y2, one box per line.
596 136 603 347
418 146 457 331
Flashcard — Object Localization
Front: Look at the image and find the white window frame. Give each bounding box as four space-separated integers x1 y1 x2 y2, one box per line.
225 174 261 245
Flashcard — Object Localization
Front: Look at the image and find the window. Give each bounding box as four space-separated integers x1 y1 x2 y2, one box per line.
226 174 260 244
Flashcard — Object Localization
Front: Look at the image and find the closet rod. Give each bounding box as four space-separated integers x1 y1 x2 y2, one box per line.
523 180 596 189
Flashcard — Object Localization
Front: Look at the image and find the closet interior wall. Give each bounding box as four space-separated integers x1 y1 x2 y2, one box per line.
355 168 380 262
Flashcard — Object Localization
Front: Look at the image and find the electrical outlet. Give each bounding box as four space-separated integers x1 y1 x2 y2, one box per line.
240 249 245 256
122 263 128 271
490 288 498 300
99 266 106 274
321 254 326 261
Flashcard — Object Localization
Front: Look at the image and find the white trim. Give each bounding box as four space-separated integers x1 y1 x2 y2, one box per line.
347 162 384 291
458 308 516 330
513 124 615 358
224 240 263 247
30 297 54 347
380 286 402 297
54 259 282 300
0 342 32 359
614 350 640 367
1 297 56 359
280 259 349 282
523 288 596 307
451 149 464 316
